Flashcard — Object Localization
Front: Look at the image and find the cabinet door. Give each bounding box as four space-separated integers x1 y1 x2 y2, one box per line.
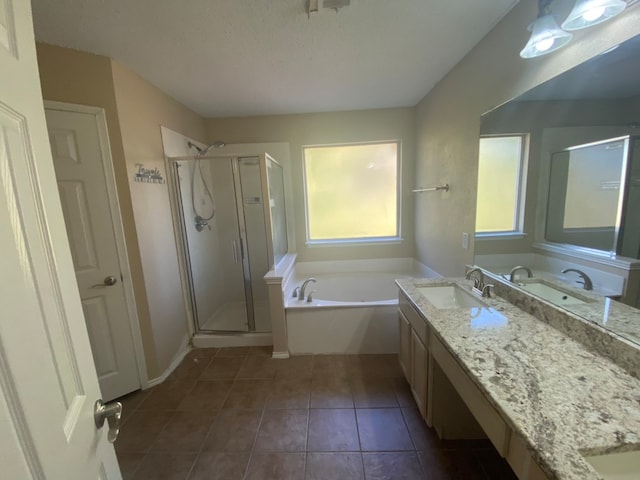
410 329 428 418
398 309 412 380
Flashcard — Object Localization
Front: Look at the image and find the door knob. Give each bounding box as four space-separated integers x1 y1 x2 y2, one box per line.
94 399 122 443
91 275 118 288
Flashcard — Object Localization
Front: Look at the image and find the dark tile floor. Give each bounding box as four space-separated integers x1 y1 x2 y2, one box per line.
115 347 517 480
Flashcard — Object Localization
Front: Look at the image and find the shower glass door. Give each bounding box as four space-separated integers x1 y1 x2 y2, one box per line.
176 158 249 332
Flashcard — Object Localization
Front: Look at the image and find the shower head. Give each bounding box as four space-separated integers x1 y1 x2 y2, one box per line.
188 140 226 156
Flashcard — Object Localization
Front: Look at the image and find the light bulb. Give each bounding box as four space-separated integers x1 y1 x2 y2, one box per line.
582 6 605 21
562 0 627 31
520 14 572 59
536 38 554 52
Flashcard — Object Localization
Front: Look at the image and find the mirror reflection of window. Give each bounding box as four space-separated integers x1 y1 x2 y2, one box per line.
476 135 527 235
545 136 630 253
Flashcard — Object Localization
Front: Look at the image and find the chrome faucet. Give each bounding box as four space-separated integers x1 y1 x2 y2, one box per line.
298 277 317 300
465 267 484 290
509 265 533 283
561 268 593 291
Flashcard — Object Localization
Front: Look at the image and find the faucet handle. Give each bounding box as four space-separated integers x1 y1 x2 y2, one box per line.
292 286 300 298
482 284 495 298
306 290 316 303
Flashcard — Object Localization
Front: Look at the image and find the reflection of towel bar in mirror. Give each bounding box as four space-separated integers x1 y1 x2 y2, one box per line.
412 184 449 193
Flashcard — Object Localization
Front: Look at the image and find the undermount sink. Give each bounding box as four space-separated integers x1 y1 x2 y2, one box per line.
517 281 589 306
417 285 487 309
584 450 640 480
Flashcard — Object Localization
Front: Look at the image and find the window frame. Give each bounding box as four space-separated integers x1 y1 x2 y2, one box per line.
475 133 529 238
302 140 402 245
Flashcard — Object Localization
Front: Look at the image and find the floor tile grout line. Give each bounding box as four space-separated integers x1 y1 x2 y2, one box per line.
183 399 224 479
241 398 267 480
184 350 248 479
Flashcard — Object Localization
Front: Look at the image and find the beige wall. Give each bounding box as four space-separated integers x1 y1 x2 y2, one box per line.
414 0 640 276
36 43 159 377
111 60 207 375
36 44 208 378
207 108 416 262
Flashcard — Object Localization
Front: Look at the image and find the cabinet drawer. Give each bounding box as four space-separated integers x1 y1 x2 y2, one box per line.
431 336 510 456
399 292 429 345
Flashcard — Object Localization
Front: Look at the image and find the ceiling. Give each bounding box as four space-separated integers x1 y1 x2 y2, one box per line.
31 0 518 118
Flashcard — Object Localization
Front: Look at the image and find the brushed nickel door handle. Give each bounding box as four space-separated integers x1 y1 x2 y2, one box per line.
94 399 122 443
92 275 118 288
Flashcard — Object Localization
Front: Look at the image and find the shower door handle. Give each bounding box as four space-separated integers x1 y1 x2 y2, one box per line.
232 240 239 263
239 237 245 260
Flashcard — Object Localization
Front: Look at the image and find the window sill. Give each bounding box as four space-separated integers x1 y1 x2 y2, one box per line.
305 237 404 247
475 232 528 241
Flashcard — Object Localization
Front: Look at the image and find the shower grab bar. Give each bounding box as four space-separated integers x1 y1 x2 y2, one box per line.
412 184 449 193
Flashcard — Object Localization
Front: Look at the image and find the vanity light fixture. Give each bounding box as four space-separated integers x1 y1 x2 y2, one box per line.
561 0 627 30
520 0 573 58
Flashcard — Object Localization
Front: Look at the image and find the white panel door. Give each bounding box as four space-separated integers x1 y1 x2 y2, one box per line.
46 107 140 401
0 0 121 478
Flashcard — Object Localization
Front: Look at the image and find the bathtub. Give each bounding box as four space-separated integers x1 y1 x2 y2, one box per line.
284 259 435 354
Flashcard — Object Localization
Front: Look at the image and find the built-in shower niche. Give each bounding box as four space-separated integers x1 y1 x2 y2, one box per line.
171 153 287 334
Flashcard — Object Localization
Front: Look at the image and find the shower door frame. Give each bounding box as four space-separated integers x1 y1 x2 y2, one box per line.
167 154 256 334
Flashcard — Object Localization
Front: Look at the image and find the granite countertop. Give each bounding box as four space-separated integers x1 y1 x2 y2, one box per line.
396 277 640 480
512 275 640 345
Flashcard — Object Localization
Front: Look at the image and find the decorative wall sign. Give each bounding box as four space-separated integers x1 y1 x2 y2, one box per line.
134 163 165 184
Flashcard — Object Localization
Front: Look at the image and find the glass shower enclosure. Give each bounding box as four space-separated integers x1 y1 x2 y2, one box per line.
170 153 287 333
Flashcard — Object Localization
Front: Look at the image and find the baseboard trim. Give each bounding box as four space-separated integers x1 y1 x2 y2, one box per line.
271 351 290 359
144 344 191 389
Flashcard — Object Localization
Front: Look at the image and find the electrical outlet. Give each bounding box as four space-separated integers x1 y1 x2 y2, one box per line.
462 232 470 250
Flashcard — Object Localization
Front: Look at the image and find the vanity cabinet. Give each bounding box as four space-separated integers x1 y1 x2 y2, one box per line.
398 309 411 379
507 432 549 480
431 334 509 456
410 329 428 418
398 292 429 419
398 289 549 480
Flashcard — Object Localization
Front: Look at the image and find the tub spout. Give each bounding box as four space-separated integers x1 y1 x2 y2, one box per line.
299 277 317 300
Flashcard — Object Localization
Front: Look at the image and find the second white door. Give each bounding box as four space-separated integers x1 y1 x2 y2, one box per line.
47 105 141 401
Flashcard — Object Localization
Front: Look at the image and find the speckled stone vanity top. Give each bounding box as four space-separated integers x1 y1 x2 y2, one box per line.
396 277 640 480
509 274 640 346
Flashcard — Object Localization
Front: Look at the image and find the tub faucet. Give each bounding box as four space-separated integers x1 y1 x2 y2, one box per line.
465 267 484 290
561 268 593 291
299 278 317 300
509 266 533 283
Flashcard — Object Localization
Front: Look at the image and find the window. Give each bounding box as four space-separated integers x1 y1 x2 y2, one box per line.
475 135 527 235
303 142 400 243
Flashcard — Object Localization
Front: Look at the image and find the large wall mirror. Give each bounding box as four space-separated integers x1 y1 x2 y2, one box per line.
474 33 640 344
478 33 640 258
